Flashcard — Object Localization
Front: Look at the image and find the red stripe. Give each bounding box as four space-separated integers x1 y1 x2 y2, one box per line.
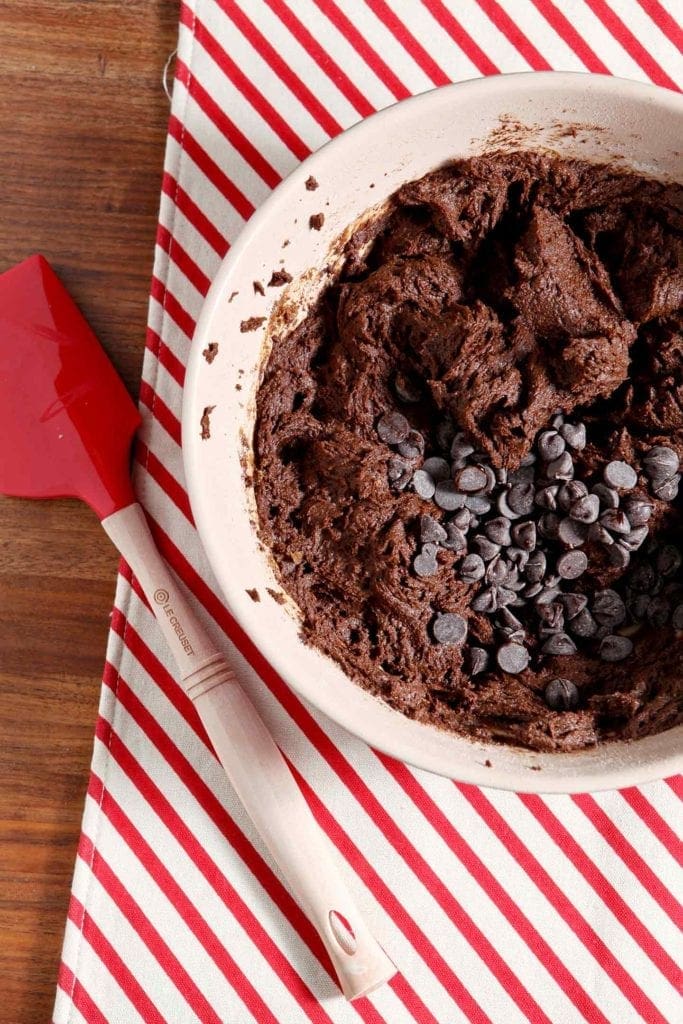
139 381 181 447
176 57 281 189
365 0 451 85
57 962 108 1024
582 0 679 90
150 272 197 340
420 0 500 75
78 832 224 1024
263 0 376 117
474 0 552 69
145 327 186 389
636 0 683 53
162 171 229 258
137 510 551 1023
67 895 165 1024
376 755 610 1024
620 787 683 866
156 222 211 297
182 3 310 161
528 0 611 73
99 649 394 1024
87 768 317 1024
458 784 671 1024
666 775 682 798
313 0 411 99
519 793 680 996
136 440 194 524
169 115 255 221
573 793 683 926
216 0 343 138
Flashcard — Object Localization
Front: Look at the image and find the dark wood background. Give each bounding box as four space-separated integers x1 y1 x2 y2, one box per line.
0 3 179 1019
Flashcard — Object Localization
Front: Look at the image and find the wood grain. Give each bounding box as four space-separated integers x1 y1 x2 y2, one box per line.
0 3 178 1019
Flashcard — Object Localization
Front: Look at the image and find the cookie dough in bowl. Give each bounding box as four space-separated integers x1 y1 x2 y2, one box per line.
183 73 683 791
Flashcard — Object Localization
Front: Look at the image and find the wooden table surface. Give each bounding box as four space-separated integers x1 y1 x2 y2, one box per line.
0 4 179 1019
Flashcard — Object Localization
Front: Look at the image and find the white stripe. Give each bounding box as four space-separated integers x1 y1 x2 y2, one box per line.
486 789 681 1019
277 0 399 110
201 0 331 150
60 906 149 1024
633 782 683 840
495 0 589 70
608 0 683 83
612 790 682 880
158 200 224 284
436 0 534 73
552 0 650 79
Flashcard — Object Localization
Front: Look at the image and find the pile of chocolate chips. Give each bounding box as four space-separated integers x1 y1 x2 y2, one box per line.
377 409 682 711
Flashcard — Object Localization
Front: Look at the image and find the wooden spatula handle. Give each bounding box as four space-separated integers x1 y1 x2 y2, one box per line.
102 502 395 1000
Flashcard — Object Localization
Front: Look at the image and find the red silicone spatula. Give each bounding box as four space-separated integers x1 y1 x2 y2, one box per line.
0 255 394 1000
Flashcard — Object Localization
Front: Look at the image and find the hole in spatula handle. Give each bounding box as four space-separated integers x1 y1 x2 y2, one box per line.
329 910 357 955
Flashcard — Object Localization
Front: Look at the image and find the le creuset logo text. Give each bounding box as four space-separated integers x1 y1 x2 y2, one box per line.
153 589 195 655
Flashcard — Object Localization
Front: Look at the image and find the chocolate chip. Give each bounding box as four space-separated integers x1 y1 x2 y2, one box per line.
557 550 588 579
496 467 508 486
413 550 438 577
393 371 422 403
412 469 436 500
619 526 649 551
507 546 530 570
387 456 413 490
468 647 490 674
546 451 574 481
629 561 656 592
551 413 565 430
525 551 547 583
647 596 671 628
599 635 633 662
608 543 631 570
604 460 637 490
482 465 497 493
542 633 577 656
454 465 488 493
537 430 565 461
435 481 467 511
628 593 651 620
499 608 523 631
592 483 620 509
562 593 588 619
460 553 486 582
537 600 564 630
496 642 530 674
508 481 535 515
486 555 509 585
466 495 492 515
536 586 562 607
539 512 561 540
560 422 586 450
520 452 537 467
623 498 653 528
653 474 680 501
643 446 679 482
592 589 626 627
535 484 559 511
472 587 498 613
600 509 631 535
570 493 600 524
450 435 475 462
558 517 588 548
442 523 468 552
451 508 472 531
657 545 682 577
559 480 588 512
544 677 579 710
420 515 447 545
569 609 598 637
485 517 512 546
511 521 537 551
672 605 683 630
588 521 614 545
497 489 522 519
472 535 501 562
432 612 468 646
422 456 450 481
398 430 425 460
523 581 543 598
377 411 410 444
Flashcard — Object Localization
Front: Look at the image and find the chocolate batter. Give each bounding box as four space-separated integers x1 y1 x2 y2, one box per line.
255 151 683 751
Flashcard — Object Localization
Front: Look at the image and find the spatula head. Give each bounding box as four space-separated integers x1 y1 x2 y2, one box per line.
0 255 140 520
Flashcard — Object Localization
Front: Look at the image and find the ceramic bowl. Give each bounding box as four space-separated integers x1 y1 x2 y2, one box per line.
183 72 683 792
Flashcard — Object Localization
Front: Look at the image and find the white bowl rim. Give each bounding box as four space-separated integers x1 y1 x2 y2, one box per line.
183 71 683 793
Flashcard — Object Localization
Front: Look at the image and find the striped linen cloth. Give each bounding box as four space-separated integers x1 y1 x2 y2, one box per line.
54 2 682 1022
